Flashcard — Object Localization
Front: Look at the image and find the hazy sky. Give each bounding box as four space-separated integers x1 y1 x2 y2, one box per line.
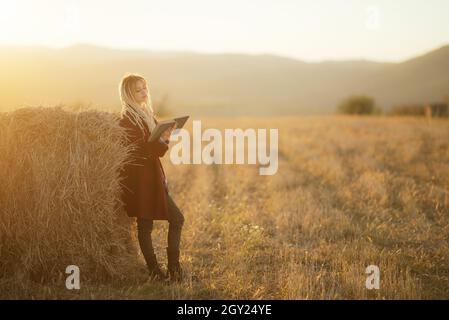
1 0 449 62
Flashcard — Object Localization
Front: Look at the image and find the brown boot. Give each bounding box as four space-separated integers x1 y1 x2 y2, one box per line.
166 247 183 282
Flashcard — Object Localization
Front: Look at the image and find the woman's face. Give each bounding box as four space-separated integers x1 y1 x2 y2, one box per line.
133 80 148 105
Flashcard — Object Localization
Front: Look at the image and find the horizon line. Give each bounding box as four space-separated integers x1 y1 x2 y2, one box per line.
0 41 448 65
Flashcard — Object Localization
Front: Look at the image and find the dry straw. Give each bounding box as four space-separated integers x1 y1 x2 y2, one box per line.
0 105 141 289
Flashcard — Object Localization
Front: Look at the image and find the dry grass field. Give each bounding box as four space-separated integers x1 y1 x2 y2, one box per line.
1 107 448 299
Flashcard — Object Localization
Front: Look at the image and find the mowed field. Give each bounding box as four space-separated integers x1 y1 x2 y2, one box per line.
2 114 449 299
155 116 449 300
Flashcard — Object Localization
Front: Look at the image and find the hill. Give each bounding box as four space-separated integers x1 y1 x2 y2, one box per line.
0 44 448 115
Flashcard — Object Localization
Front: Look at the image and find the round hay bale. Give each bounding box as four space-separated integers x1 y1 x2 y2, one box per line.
0 106 140 287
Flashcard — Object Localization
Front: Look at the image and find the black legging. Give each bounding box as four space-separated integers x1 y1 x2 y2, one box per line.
137 193 185 264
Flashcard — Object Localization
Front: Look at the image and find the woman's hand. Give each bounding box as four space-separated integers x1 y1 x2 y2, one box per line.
161 123 177 141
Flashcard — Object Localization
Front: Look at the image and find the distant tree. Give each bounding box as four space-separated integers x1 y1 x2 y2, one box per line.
337 95 380 115
389 101 448 117
430 102 449 117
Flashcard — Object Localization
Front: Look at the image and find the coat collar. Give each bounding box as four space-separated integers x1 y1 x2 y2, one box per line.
124 110 157 135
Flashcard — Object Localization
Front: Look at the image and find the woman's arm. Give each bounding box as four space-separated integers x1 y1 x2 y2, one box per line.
119 116 169 158
145 137 169 158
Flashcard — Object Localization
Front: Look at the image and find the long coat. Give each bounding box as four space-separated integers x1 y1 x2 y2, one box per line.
118 111 170 221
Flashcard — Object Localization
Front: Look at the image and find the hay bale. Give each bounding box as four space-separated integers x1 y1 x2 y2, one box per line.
0 106 140 287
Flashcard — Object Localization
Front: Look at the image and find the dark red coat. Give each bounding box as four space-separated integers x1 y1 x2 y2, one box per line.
119 111 170 221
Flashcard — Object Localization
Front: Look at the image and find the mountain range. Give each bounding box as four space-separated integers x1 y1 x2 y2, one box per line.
0 43 448 115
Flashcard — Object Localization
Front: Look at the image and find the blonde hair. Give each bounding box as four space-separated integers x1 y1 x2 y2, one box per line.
119 73 157 134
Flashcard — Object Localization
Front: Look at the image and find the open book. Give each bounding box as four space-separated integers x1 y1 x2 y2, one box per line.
148 116 190 142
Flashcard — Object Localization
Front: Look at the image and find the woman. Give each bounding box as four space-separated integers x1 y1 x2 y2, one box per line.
118 73 185 282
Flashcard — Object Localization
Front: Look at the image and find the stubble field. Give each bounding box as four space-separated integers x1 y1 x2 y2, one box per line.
1 111 448 299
